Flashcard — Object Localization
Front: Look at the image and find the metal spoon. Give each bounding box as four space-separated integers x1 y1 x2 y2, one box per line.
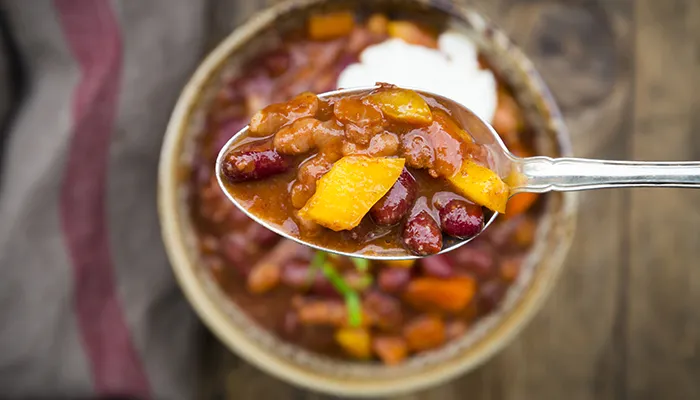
216 86 700 260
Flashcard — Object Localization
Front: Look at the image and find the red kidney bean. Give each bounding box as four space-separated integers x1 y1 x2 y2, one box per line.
245 223 280 247
219 234 253 276
450 243 497 280
438 199 484 239
310 274 342 299
370 169 417 225
378 267 411 293
402 211 443 256
261 49 290 77
364 291 403 331
478 280 507 315
281 260 313 291
281 311 300 338
221 148 290 182
420 254 454 278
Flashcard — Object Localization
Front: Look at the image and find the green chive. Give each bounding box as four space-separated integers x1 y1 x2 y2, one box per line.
345 292 362 327
320 261 363 327
351 257 369 272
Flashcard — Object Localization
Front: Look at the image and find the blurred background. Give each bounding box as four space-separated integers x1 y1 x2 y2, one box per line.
1 0 699 399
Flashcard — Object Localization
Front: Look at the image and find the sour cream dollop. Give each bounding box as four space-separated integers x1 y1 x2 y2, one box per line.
337 32 498 123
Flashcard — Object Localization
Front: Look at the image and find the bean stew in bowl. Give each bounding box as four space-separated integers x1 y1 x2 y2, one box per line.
160 0 576 395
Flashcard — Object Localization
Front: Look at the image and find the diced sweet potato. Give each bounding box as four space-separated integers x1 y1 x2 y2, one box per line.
383 259 415 268
403 315 445 352
387 21 438 48
447 160 509 213
368 88 433 125
308 12 355 40
403 276 477 313
366 13 389 35
335 327 372 359
372 336 408 365
299 156 405 231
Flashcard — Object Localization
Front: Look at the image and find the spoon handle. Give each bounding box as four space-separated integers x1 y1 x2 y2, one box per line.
511 156 700 193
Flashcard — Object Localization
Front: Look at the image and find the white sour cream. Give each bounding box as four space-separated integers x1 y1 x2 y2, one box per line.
337 32 498 123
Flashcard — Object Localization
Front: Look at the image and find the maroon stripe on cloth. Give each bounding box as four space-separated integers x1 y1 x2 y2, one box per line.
55 0 151 397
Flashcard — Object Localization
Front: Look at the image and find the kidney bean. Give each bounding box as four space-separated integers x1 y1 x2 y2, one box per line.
273 117 321 155
402 211 443 256
363 291 403 331
281 311 300 338
450 244 497 280
245 223 279 247
438 199 484 239
261 49 291 77
378 267 411 294
403 315 446 352
478 280 507 315
221 148 289 182
372 336 407 365
370 169 417 225
281 260 313 291
219 234 253 276
420 254 454 278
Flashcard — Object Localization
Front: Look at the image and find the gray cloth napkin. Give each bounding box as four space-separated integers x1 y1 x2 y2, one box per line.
0 1 233 398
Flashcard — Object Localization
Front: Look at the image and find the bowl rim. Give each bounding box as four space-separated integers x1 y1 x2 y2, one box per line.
158 0 578 396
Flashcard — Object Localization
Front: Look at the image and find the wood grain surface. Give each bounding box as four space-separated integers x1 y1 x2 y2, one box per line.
200 0 700 398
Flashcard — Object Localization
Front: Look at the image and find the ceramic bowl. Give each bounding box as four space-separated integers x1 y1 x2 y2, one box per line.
158 0 577 396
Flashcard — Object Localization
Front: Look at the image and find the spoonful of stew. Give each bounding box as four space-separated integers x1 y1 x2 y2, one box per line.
216 83 700 260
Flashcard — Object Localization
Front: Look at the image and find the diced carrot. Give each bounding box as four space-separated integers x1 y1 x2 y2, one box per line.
335 327 372 359
403 276 476 313
308 12 355 40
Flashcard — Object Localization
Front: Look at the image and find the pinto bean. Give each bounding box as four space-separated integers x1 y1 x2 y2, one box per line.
273 117 321 155
372 336 407 365
247 261 281 294
247 240 305 293
370 169 417 225
297 299 346 327
221 148 289 182
402 211 442 256
401 131 434 170
249 91 319 136
438 199 484 239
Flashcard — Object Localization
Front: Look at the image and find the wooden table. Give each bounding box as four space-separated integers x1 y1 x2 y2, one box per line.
201 0 700 398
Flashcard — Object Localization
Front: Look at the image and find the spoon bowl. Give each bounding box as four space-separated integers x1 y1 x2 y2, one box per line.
215 85 505 261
